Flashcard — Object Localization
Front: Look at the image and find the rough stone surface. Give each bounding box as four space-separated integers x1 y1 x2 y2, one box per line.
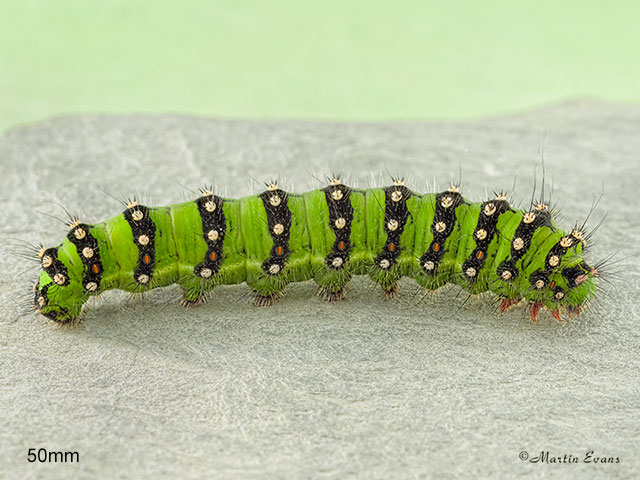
1 101 638 479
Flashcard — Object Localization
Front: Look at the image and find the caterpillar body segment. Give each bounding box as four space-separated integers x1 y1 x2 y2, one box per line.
33 181 598 324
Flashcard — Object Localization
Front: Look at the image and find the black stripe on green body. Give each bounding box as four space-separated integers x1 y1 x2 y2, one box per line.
304 183 364 298
375 185 412 269
416 190 466 288
459 199 512 289
493 209 554 299
193 194 226 280
240 187 311 300
323 183 353 271
259 188 292 278
178 194 245 303
66 223 103 293
33 181 599 324
497 210 552 279
40 247 69 286
368 184 416 293
123 204 157 286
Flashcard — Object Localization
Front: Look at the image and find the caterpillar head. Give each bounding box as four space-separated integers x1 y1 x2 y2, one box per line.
521 258 598 321
33 250 85 325
554 260 598 313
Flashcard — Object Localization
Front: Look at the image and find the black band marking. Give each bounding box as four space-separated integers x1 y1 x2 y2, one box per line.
543 237 572 271
34 283 50 309
511 210 552 261
462 199 512 281
123 205 156 285
41 247 70 286
323 184 354 270
420 191 465 275
194 194 226 279
375 185 412 270
259 188 292 275
67 223 103 292
497 209 552 281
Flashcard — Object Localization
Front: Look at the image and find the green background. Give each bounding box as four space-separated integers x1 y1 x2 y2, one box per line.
1 0 639 132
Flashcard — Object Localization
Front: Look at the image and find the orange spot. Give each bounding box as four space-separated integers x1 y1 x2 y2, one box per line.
276 246 283 255
338 241 345 251
476 251 483 259
209 251 217 261
433 243 440 252
143 254 151 264
550 281 556 288
551 310 562 322
91 264 99 274
389 242 395 252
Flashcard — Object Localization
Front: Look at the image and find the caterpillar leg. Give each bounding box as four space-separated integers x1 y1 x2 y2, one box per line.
247 270 288 307
369 267 401 300
382 281 400 299
313 262 351 302
318 286 346 302
252 290 284 307
529 302 564 323
498 297 522 313
181 292 209 308
528 302 543 323
178 277 212 308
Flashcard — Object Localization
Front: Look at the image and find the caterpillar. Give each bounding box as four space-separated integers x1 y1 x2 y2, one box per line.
32 177 599 325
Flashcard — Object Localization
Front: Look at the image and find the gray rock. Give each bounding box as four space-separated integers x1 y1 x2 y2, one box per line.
1 101 638 479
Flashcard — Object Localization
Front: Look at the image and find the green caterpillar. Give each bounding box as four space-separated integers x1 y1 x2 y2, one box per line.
33 178 599 324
